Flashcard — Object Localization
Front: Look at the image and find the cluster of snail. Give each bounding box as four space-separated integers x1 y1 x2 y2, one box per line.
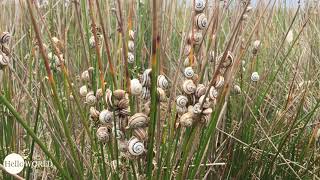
0 32 11 70
127 30 135 64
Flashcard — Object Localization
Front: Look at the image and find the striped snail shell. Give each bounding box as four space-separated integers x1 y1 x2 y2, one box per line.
200 114 210 124
81 70 90 82
157 75 169 89
252 40 261 54
90 107 100 119
112 127 125 140
199 95 211 109
209 86 218 100
184 67 194 79
251 72 259 82
218 51 234 68
214 75 225 89
142 69 152 87
193 31 203 45
79 85 88 97
0 54 9 67
157 88 167 102
184 44 192 56
141 87 150 100
86 91 97 106
131 79 143 95
195 13 208 30
195 84 206 98
176 105 188 115
96 88 103 99
182 80 196 94
193 103 202 114
128 52 135 64
99 109 113 124
195 0 206 12
203 108 213 115
96 126 111 143
105 89 114 108
176 95 188 107
180 112 194 127
129 30 135 40
0 32 11 44
128 40 135 52
128 137 145 156
133 128 148 141
128 113 148 129
118 98 129 109
113 89 126 100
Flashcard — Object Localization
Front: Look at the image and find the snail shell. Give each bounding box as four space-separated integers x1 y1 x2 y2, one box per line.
118 98 129 109
128 113 148 129
90 107 100 118
182 80 196 94
79 85 88 97
176 95 188 107
118 140 128 152
113 89 126 100
112 127 125 140
81 70 90 82
180 112 194 127
86 91 97 106
128 137 145 156
96 126 111 143
251 72 259 82
131 79 143 95
233 85 241 94
157 75 169 90
193 31 203 45
128 40 135 52
195 13 208 30
0 32 11 44
99 109 113 124
157 88 167 102
96 88 103 99
199 95 211 108
105 89 114 108
128 52 135 64
144 101 151 115
195 84 206 98
203 108 213 115
142 69 152 87
133 128 148 141
195 0 206 12
141 87 150 100
252 40 261 54
184 67 194 79
176 105 188 115
193 103 202 114
209 86 218 100
218 51 234 68
0 54 9 67
129 30 135 40
214 75 225 89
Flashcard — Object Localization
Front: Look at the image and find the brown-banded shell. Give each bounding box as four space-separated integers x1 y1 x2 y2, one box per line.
218 51 234 68
209 86 218 100
199 95 211 109
133 128 148 141
195 0 206 12
157 88 167 102
80 85 88 97
131 79 143 95
182 80 196 94
193 103 202 114
112 127 125 140
105 89 113 108
184 44 192 56
180 112 194 127
99 109 113 124
118 98 129 109
195 13 208 30
200 114 210 124
86 91 97 106
128 52 135 64
176 105 188 115
157 75 169 90
128 137 145 156
113 89 126 100
176 95 188 107
90 107 100 118
214 75 225 89
141 87 150 100
96 126 111 143
118 140 128 152
142 69 152 87
0 32 11 44
193 31 203 45
195 84 206 98
128 113 148 129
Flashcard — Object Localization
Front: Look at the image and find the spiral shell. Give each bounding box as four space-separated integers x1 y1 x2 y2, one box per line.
252 40 261 54
157 75 169 89
214 75 225 89
96 88 103 99
200 114 210 124
182 80 196 94
81 70 90 82
203 108 213 115
128 52 135 64
0 54 9 67
142 69 152 87
131 79 143 95
251 72 259 82
199 95 211 108
96 126 111 143
80 85 88 97
113 89 126 100
128 137 145 156
128 113 148 129
193 31 203 45
209 86 218 100
129 30 135 40
193 103 202 114
90 107 100 118
112 127 125 140
180 112 194 127
157 88 167 102
195 13 208 30
184 67 194 79
133 128 148 141
99 109 113 124
141 87 150 100
176 95 188 107
195 84 206 97
128 40 135 52
118 98 129 109
195 0 206 12
176 105 188 115
105 89 113 108
218 51 234 68
86 91 97 105
0 32 11 44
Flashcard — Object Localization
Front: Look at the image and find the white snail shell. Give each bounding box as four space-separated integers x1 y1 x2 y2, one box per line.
184 67 194 79
251 72 260 82
214 75 225 89
176 105 188 115
196 13 208 30
209 86 218 100
218 51 234 68
193 31 203 45
99 109 113 124
96 126 111 143
81 70 90 82
128 40 135 52
128 52 135 64
128 113 148 129
157 88 167 102
195 84 206 98
142 69 152 87
79 85 88 97
203 108 213 115
195 0 206 12
86 91 97 106
193 103 202 114
0 54 9 67
182 80 196 94
0 32 11 44
133 128 148 141
90 107 100 118
180 112 194 127
128 137 145 156
141 87 150 100
96 88 103 99
233 85 241 94
199 95 211 109
176 95 188 107
157 75 169 90
131 79 143 95
200 114 210 124
129 30 135 40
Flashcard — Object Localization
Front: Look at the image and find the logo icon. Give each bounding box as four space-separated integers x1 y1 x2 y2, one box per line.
3 153 25 174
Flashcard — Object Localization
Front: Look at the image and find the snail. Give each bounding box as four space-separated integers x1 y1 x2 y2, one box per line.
218 51 234 68
252 40 261 55
214 75 225 89
251 72 260 82
180 112 194 127
195 13 208 30
96 126 111 143
99 109 113 124
80 85 88 97
0 32 11 44
193 103 202 114
195 0 206 12
157 88 167 102
176 95 188 107
157 75 169 90
113 89 126 100
199 95 211 108
128 40 135 52
118 98 129 109
141 87 150 100
233 85 241 94
127 113 148 129
176 105 188 115
195 84 206 98
112 127 125 140
128 137 145 156
131 79 143 95
142 69 152 87
184 67 194 79
96 88 103 99
133 128 148 141
182 79 196 94
86 91 97 106
143 101 151 115
118 140 128 152
193 31 203 45
209 86 218 100
81 70 90 82
203 108 213 115
90 107 100 119
0 54 9 68
105 89 114 108
129 30 135 40
128 52 135 64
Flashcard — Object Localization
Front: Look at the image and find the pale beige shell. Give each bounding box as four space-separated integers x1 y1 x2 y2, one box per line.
195 0 206 12
193 103 202 114
118 98 129 109
180 112 194 127
129 30 135 40
203 108 213 115
81 70 90 82
118 140 128 152
128 137 145 156
184 44 192 56
157 88 167 102
176 105 188 115
96 88 103 99
86 91 97 105
195 84 206 98
96 126 111 143
157 75 169 90
233 85 241 94
128 52 135 64
176 95 188 107
214 75 225 89
195 13 208 30
105 89 113 108
193 31 203 45
79 85 88 97
0 32 11 44
0 54 9 67
133 128 148 141
90 107 100 118
218 51 234 68
128 113 148 129
209 86 218 100
184 55 197 67
184 67 194 79
199 95 211 108
182 80 196 94
113 89 126 100
128 40 135 52
99 109 113 124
